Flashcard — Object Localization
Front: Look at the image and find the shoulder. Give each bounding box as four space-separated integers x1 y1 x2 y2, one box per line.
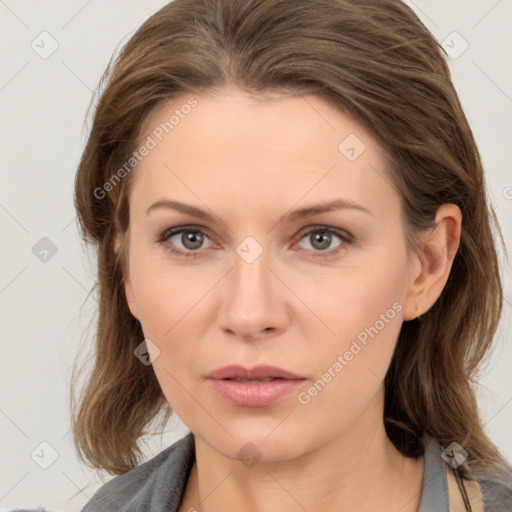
81 432 195 512
420 433 512 511
473 461 512 512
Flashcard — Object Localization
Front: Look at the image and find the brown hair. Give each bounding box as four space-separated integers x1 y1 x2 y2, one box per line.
71 0 508 479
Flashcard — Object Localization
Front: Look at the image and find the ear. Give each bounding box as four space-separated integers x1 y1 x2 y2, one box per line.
123 272 139 321
402 203 462 321
114 232 140 321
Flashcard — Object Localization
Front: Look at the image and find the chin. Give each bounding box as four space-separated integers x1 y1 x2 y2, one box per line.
198 421 312 463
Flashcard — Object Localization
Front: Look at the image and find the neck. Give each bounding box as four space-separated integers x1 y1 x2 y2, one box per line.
181 389 425 512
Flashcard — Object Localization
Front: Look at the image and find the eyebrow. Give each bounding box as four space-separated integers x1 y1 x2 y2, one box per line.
145 198 372 222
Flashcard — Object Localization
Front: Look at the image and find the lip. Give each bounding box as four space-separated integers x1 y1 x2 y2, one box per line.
207 364 305 380
206 365 306 407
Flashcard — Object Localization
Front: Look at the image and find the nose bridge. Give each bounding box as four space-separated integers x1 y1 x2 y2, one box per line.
233 244 269 300
232 242 273 312
218 240 287 338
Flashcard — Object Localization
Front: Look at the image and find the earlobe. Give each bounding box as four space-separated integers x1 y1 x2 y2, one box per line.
403 203 462 321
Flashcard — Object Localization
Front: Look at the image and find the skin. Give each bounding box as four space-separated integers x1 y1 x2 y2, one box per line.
120 86 462 512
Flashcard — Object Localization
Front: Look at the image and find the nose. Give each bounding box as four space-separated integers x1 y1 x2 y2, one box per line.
217 246 290 341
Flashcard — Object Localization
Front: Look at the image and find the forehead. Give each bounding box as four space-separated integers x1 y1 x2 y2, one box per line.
139 87 371 164
129 87 399 221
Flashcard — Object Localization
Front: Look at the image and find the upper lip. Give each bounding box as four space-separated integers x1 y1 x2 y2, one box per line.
207 364 305 380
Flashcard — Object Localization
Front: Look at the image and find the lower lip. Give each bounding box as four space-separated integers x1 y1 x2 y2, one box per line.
207 378 305 407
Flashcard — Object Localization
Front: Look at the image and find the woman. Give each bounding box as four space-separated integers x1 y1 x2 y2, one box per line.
71 0 512 510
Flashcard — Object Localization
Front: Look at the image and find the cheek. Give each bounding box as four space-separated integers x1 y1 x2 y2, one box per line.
306 248 407 346
129 246 216 340
130 269 205 416
127 249 219 403
299 249 407 402
292 285 404 445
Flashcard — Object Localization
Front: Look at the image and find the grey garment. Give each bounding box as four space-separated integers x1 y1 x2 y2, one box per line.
409 434 512 512
418 434 451 512
81 432 512 512
81 434 195 512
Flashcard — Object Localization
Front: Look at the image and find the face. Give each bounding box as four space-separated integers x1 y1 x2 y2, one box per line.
122 86 420 461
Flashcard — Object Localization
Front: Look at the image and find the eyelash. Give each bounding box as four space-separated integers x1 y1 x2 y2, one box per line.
157 225 353 259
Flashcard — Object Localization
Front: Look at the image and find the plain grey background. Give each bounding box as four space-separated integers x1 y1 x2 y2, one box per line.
1 0 511 510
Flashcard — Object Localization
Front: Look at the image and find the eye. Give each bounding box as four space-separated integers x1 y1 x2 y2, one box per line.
158 225 353 259
295 226 352 256
158 226 213 257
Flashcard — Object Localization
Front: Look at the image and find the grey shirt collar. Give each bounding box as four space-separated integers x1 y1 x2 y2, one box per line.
418 433 450 511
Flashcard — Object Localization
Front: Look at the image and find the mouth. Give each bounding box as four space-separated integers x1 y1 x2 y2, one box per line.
206 365 306 407
206 364 305 381
227 377 283 382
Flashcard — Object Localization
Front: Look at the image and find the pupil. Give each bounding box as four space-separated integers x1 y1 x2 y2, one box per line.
312 232 331 250
183 231 203 250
